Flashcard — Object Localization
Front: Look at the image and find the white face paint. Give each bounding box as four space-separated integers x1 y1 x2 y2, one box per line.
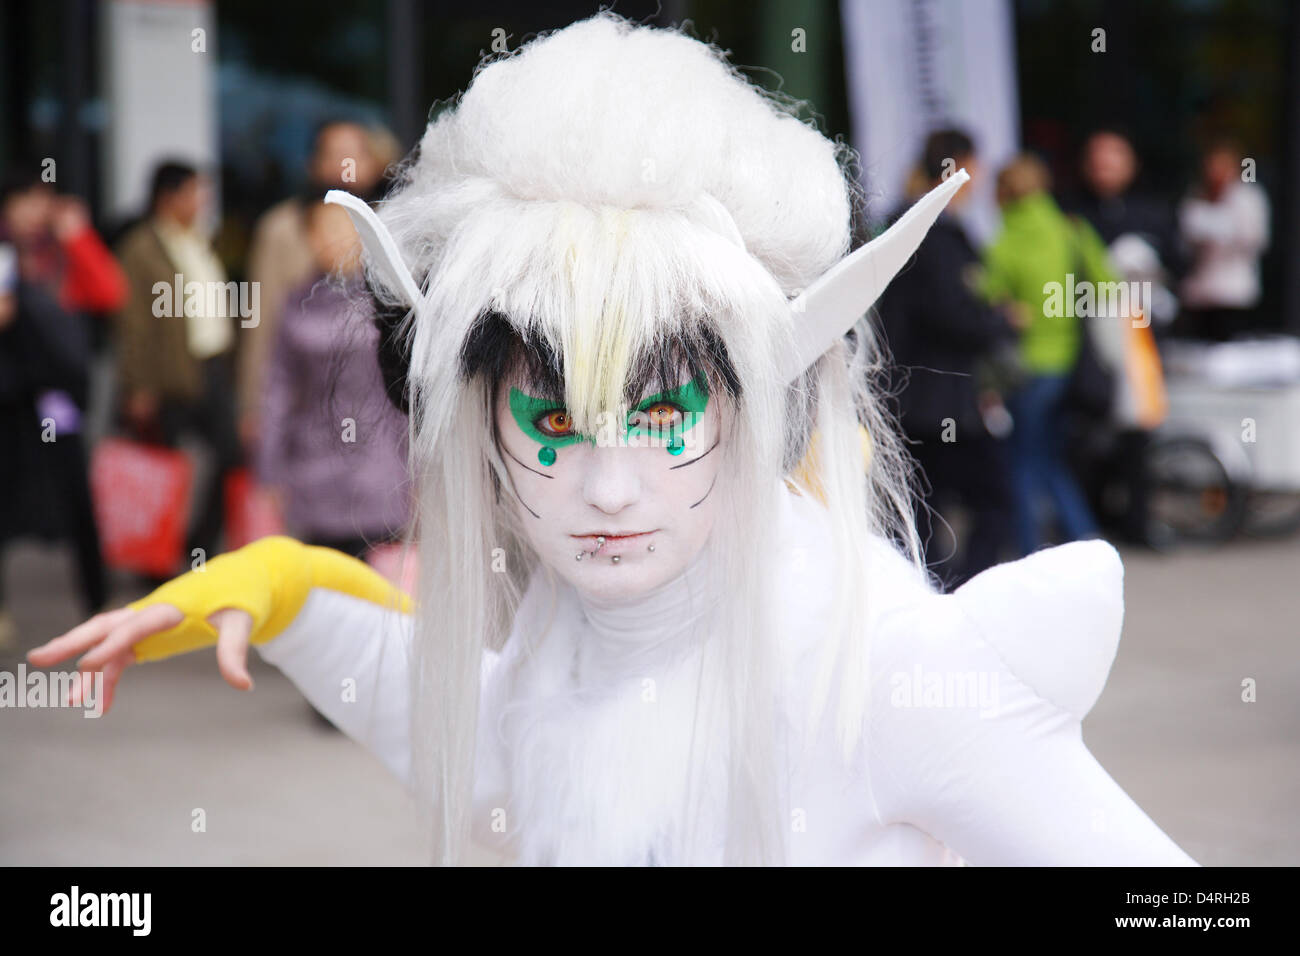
494 371 724 601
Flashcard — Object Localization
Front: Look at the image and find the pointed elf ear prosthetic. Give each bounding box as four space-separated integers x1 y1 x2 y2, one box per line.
325 189 422 307
781 169 969 382
328 171 970 391
326 190 420 415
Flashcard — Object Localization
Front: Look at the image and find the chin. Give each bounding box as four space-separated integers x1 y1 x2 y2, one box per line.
549 543 682 600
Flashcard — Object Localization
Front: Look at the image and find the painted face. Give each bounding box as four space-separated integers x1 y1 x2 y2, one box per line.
494 370 724 601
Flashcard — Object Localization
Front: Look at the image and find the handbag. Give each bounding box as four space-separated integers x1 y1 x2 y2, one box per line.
1064 318 1114 419
90 437 194 577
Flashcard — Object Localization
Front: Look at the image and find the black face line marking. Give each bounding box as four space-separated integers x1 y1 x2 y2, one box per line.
689 474 717 509
513 489 541 520
669 436 720 470
497 441 544 519
492 388 548 519
502 443 556 481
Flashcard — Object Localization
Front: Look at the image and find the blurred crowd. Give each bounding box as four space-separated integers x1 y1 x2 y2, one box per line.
0 120 414 646
0 117 1277 641
878 127 1271 589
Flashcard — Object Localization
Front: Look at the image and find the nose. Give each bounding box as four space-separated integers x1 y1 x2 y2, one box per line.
581 442 642 515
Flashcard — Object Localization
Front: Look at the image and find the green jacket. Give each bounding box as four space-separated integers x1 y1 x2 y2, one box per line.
981 192 1117 375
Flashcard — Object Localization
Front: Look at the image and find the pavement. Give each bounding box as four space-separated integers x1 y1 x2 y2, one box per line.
1 533 1296 865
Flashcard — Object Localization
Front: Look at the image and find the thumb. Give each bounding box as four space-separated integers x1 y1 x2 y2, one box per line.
212 607 255 691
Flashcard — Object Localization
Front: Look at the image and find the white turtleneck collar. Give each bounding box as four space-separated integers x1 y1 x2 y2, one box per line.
566 537 724 687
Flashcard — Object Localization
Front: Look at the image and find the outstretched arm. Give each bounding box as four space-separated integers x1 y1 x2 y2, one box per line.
29 536 419 785
868 541 1198 865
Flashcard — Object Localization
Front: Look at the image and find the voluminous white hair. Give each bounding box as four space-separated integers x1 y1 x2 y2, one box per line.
370 10 921 865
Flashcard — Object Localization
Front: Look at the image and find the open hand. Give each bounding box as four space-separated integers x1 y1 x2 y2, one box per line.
27 605 255 715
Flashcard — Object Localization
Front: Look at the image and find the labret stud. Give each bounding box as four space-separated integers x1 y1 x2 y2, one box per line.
575 534 607 563
574 535 652 564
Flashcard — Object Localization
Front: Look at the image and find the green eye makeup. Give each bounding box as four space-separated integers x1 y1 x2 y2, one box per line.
509 389 588 450
626 375 710 455
508 373 710 466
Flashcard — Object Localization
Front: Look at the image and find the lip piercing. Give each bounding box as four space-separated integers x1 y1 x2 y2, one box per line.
576 536 653 563
576 535 608 562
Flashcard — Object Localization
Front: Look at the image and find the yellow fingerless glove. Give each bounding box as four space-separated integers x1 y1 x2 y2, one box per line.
128 535 413 664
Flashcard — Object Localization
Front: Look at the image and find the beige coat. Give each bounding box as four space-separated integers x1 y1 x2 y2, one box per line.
239 198 317 420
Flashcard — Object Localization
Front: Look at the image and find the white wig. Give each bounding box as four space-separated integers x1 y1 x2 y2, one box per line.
364 11 923 865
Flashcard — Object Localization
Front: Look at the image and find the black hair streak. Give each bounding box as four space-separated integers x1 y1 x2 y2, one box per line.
457 310 742 411
372 290 744 419
371 283 413 414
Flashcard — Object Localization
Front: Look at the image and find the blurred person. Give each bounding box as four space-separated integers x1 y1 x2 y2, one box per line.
1062 132 1174 545
1174 138 1270 341
0 168 121 633
877 129 1017 589
0 166 128 319
115 161 241 566
1064 128 1180 280
257 201 411 559
240 120 397 451
982 154 1109 555
0 242 106 645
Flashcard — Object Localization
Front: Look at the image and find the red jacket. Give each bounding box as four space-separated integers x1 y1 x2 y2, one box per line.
58 226 128 315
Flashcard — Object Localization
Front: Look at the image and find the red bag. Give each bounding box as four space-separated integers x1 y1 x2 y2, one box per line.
90 438 194 578
223 467 285 551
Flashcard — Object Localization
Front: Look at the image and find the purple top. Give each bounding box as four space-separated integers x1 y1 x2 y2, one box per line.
257 276 411 542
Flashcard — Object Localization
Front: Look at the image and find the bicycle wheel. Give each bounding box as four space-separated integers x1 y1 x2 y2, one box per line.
1145 436 1246 545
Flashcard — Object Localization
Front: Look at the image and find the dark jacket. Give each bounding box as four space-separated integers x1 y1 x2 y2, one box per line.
1061 187 1183 278
0 283 92 542
875 211 1010 442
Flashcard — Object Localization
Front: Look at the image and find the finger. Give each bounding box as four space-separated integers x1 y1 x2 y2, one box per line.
29 607 137 667
78 603 184 672
68 653 128 711
98 654 132 714
214 609 254 691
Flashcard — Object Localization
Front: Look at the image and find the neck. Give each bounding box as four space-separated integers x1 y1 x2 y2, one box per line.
571 543 721 684
154 213 190 233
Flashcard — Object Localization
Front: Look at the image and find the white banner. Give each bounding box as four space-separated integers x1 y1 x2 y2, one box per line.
840 0 1020 243
102 0 218 221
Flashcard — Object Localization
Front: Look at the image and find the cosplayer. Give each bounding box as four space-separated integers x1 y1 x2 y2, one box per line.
30 13 1197 866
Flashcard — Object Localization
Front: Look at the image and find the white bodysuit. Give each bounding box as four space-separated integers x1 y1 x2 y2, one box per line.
254 482 1199 866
